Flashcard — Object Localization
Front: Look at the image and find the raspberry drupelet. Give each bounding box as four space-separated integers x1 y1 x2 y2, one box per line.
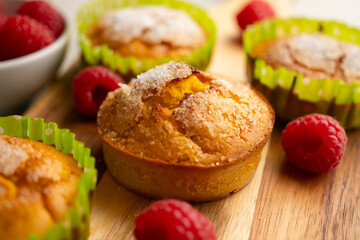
281 114 347 173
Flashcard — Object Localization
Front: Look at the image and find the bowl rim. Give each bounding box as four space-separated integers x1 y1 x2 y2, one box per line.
0 5 70 70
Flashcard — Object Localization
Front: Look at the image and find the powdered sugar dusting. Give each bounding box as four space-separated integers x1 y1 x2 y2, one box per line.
288 34 342 73
112 84 144 135
26 157 63 183
99 62 196 137
98 6 206 47
173 86 270 158
0 136 29 176
134 61 195 99
341 44 360 80
256 33 360 83
289 34 341 59
211 79 233 90
98 61 273 165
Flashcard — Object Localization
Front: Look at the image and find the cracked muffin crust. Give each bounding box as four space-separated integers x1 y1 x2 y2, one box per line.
252 33 360 83
98 61 274 201
0 135 82 240
87 6 207 59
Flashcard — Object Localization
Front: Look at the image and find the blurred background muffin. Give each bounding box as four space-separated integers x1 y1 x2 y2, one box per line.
252 33 360 83
77 0 216 78
87 6 207 59
0 116 97 240
244 18 360 128
0 135 81 240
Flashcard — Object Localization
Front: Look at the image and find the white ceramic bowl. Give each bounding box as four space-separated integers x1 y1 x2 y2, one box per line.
0 1 69 114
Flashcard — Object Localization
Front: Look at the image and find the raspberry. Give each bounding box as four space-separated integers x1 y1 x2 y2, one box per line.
17 1 65 38
0 4 6 30
134 199 216 240
236 0 275 30
281 114 347 173
72 66 125 116
0 15 55 61
0 13 5 28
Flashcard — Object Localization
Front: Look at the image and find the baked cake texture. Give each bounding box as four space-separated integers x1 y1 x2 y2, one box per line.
244 18 360 129
0 135 82 240
98 61 274 202
253 33 360 83
88 6 207 59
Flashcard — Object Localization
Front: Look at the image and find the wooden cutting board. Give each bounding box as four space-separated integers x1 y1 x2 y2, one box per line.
24 0 359 239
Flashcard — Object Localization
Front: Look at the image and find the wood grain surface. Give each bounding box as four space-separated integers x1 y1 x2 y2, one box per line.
250 125 360 240
24 0 359 239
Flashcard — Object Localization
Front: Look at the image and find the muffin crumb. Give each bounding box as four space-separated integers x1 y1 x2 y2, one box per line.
98 62 273 166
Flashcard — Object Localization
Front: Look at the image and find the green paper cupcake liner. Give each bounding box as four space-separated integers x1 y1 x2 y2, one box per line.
0 115 97 240
77 0 216 76
243 18 360 128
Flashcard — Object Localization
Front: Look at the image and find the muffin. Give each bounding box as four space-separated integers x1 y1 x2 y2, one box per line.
253 34 360 83
88 6 207 59
77 0 215 76
0 135 81 240
97 61 274 202
0 116 97 240
244 18 360 128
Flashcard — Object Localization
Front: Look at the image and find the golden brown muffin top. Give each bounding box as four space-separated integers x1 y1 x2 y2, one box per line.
252 33 360 83
0 135 82 240
98 62 273 166
88 6 207 59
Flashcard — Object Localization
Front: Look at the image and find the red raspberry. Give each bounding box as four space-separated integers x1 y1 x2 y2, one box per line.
17 1 65 38
236 0 275 30
72 66 125 116
134 199 216 240
0 3 6 30
281 114 347 173
0 13 5 28
0 15 55 61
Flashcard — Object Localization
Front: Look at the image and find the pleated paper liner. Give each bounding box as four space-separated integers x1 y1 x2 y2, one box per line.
77 0 216 77
243 18 360 129
0 115 97 240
